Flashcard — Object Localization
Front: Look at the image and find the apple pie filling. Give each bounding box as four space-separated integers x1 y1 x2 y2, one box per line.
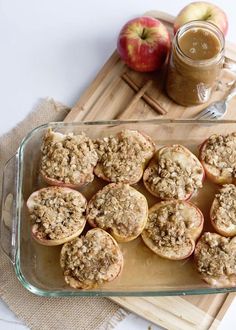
40 128 98 185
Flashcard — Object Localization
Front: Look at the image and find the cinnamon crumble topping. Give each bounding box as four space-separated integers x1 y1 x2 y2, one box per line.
40 129 98 185
86 183 148 237
212 184 236 230
145 202 196 253
144 145 203 199
94 130 154 183
29 188 86 240
61 230 122 285
196 233 236 277
201 133 236 177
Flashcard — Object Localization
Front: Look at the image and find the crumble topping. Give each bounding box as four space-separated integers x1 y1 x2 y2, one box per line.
29 188 86 240
145 202 198 253
201 133 236 177
61 231 121 285
40 129 98 184
86 184 147 237
145 146 203 199
212 184 236 230
196 233 236 277
94 129 154 182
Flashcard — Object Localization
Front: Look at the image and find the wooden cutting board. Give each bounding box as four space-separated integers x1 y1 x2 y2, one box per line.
64 11 236 330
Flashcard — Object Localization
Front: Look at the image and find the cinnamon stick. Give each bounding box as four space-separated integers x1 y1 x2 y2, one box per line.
122 73 167 115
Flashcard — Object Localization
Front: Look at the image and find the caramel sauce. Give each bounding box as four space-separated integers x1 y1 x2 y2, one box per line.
178 28 221 61
166 24 224 106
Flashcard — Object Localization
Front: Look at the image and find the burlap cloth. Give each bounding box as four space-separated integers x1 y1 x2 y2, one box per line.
0 99 129 330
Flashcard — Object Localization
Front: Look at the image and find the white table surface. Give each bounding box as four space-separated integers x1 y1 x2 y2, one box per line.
0 0 236 329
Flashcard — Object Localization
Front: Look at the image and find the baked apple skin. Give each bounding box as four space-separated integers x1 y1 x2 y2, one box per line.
27 187 87 246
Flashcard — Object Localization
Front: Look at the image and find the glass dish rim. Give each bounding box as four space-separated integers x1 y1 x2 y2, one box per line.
15 119 236 297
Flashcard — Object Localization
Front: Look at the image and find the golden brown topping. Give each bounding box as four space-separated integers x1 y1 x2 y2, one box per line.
201 133 236 178
211 184 236 234
144 145 203 200
195 233 236 277
60 229 123 288
28 188 86 240
86 183 148 238
40 129 98 185
145 202 195 252
94 130 154 183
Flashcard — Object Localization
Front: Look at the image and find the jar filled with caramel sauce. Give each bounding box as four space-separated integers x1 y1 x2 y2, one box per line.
166 21 225 106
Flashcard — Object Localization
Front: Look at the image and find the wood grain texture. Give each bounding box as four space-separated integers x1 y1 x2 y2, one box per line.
121 73 167 114
64 11 236 330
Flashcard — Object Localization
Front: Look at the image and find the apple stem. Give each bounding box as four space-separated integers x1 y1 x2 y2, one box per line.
140 28 148 40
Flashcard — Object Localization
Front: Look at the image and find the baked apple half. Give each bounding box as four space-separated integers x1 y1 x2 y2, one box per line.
210 184 236 237
199 132 236 184
194 232 236 287
27 187 87 246
94 129 155 184
40 128 98 188
86 183 148 242
143 145 204 200
60 228 124 289
141 200 204 260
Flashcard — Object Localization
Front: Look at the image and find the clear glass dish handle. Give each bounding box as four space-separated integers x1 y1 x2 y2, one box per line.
0 154 18 264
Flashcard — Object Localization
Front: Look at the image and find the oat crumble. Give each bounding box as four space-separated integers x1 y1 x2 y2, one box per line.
61 231 121 285
196 233 236 277
29 188 86 240
86 184 147 237
212 184 236 230
201 133 236 177
94 130 154 183
40 129 98 185
145 146 203 199
145 202 197 253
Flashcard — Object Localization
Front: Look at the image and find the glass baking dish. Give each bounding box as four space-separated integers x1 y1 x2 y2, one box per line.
1 119 236 297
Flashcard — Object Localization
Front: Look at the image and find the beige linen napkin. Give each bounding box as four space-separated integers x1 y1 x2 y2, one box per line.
0 99 128 330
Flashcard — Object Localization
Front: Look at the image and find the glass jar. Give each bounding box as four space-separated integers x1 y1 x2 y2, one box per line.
165 21 225 106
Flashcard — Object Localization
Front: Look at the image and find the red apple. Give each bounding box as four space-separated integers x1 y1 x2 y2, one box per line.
117 16 170 72
174 1 228 35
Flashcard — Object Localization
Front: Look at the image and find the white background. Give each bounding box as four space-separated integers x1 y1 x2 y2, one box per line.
0 0 236 329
